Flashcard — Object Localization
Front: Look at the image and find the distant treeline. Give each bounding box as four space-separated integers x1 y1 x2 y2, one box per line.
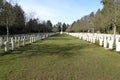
0 0 69 35
67 0 120 34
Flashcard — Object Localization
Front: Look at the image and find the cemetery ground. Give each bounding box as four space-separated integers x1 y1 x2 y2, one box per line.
0 34 120 80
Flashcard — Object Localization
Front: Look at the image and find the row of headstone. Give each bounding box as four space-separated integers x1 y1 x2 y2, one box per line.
67 33 120 52
0 33 57 55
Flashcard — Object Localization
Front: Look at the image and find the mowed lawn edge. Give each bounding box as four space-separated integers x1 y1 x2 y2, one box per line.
0 34 120 80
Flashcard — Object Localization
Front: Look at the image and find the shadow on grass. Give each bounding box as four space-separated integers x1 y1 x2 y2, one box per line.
0 42 91 63
0 34 92 63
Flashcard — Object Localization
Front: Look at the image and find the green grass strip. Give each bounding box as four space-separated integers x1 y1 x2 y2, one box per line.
0 34 120 80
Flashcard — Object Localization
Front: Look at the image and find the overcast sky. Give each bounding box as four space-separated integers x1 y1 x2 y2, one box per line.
16 0 103 24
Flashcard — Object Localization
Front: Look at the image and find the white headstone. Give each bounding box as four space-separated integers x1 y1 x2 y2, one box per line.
33 37 36 42
4 41 9 52
30 37 32 44
116 37 120 52
15 37 17 43
23 38 25 46
18 38 20 48
60 31 63 34
99 38 103 46
32 37 34 43
11 38 15 50
104 36 108 48
107 36 114 49
0 37 2 46
92 37 96 43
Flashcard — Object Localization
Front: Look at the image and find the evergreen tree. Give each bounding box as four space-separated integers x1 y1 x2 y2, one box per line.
13 4 25 34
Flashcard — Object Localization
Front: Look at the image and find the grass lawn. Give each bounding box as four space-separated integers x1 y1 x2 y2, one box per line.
0 34 120 80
